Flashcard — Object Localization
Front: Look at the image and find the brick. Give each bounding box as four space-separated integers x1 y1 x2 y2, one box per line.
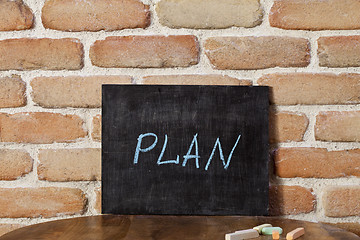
156 0 262 29
323 186 360 217
92 115 101 141
90 35 199 68
274 148 360 178
318 36 360 68
31 76 132 108
0 224 25 237
0 149 32 180
321 222 360 237
0 0 33 31
42 0 150 32
95 188 101 213
0 187 86 218
142 75 252 85
258 73 360 105
0 75 26 108
269 185 315 215
315 111 360 142
269 111 308 143
204 37 310 70
269 0 360 30
0 112 86 144
0 38 83 70
38 149 101 181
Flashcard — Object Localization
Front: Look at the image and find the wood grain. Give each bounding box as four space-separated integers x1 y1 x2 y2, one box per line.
0 215 358 240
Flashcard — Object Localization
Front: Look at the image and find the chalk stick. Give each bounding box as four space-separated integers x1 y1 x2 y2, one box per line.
286 228 305 240
226 229 259 240
262 227 283 235
253 223 272 233
272 230 280 240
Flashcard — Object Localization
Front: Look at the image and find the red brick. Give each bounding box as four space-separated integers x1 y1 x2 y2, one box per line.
31 76 132 108
269 185 316 215
323 186 360 217
90 35 199 68
38 148 101 181
92 115 101 141
269 111 308 143
42 0 150 31
315 111 360 142
0 224 25 237
321 222 360 237
0 75 26 108
0 38 83 70
95 188 101 213
258 73 360 105
142 75 251 85
0 187 86 218
0 112 86 144
156 0 262 29
0 149 32 180
0 0 33 31
204 37 310 70
269 0 360 30
318 36 360 68
274 148 360 178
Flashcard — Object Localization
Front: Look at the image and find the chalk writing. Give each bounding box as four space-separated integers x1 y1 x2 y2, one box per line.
134 133 242 170
182 133 200 168
205 135 241 171
157 134 180 165
134 133 158 164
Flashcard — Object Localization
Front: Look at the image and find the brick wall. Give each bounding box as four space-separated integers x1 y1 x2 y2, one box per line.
0 0 359 236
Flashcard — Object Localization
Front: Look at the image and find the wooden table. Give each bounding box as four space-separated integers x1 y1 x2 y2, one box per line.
0 215 359 240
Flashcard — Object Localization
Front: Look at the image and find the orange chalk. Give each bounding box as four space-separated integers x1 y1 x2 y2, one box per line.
272 231 280 240
286 228 305 240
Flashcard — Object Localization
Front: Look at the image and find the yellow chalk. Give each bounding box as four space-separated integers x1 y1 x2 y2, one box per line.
286 228 305 240
253 223 272 234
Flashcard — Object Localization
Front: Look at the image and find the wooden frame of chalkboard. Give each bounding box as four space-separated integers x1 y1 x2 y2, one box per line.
102 85 269 216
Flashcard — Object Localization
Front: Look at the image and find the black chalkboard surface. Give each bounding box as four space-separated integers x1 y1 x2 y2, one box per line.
102 85 269 216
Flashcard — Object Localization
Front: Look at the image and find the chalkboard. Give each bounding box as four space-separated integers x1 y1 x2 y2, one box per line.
102 85 269 216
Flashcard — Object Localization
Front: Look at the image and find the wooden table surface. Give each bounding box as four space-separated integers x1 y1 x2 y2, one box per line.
0 215 359 240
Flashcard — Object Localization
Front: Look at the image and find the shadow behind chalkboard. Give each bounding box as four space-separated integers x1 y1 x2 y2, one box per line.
102 85 269 216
